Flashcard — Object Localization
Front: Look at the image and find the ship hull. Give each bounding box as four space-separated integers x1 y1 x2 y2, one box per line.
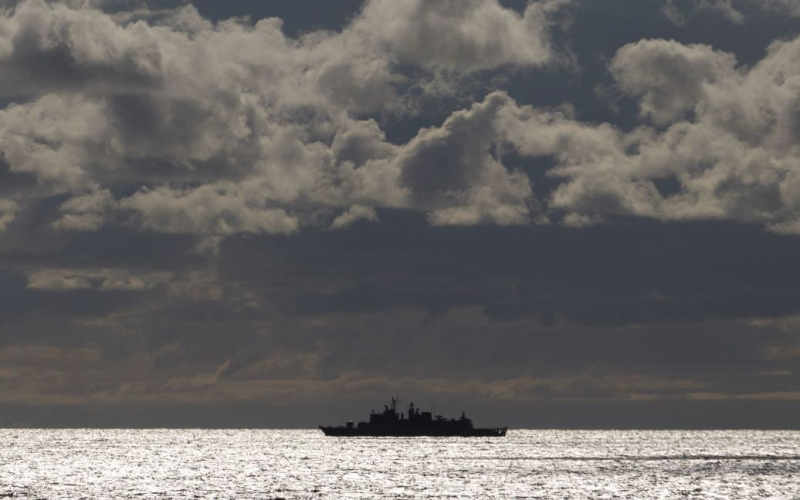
319 426 507 437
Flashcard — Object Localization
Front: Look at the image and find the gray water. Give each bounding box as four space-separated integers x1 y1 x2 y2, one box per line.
1 430 798 499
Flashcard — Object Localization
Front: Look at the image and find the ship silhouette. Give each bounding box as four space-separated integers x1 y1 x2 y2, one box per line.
319 397 508 437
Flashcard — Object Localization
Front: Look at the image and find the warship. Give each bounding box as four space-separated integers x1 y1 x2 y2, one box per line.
319 397 507 437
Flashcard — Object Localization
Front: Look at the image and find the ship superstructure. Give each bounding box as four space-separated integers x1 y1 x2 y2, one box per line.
319 397 507 437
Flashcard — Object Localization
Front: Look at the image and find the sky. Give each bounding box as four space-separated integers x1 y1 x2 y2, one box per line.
1 0 800 428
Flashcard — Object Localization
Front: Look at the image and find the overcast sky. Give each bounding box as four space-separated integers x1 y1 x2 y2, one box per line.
1 0 800 428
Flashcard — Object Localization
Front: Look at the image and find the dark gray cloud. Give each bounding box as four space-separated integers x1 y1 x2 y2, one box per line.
1 0 800 428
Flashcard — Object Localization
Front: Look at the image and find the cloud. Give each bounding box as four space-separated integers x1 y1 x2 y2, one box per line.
2 0 800 238
475 36 800 233
26 269 95 291
120 185 300 235
352 0 569 71
610 39 738 125
0 95 107 192
0 199 18 231
661 0 800 24
0 0 165 96
3 215 800 413
26 268 170 291
662 0 746 25
52 188 117 231
398 92 535 226
0 0 571 239
330 205 379 230
766 0 800 16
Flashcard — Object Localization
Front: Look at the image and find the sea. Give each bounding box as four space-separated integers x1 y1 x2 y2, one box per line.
1 429 798 499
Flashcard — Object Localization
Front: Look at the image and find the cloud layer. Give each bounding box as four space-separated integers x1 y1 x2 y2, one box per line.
2 0 800 424
3 0 800 239
0 0 570 238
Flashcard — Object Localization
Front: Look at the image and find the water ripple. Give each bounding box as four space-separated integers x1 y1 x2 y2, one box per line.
0 429 798 499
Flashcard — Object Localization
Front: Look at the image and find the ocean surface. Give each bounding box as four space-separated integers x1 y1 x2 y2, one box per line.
1 429 798 499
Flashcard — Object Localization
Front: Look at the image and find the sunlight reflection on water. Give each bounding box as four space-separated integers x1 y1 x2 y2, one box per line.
1 429 799 498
